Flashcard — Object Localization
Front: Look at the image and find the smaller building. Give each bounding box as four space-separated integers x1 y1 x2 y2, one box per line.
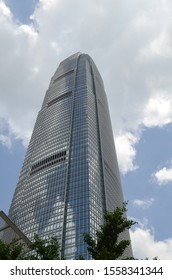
0 210 31 246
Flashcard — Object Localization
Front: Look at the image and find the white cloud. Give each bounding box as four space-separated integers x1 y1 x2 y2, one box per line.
132 198 155 209
115 132 138 174
17 24 37 40
0 0 11 18
130 226 172 259
143 94 172 128
0 134 11 149
153 166 172 185
1 0 172 171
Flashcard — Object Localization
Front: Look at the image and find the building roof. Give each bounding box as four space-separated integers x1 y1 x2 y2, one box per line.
0 210 31 245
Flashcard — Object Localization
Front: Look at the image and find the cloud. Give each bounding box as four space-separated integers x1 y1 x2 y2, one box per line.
0 0 11 18
130 226 172 259
132 198 155 209
115 132 138 174
1 0 172 172
153 166 172 185
0 134 11 149
0 1 47 146
143 94 172 128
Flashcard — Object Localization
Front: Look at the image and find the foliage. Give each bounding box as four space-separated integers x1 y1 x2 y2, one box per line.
24 234 60 260
0 239 23 260
0 235 60 260
84 203 136 260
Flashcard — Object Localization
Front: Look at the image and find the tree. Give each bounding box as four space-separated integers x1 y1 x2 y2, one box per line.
0 235 60 260
0 239 23 260
24 234 60 260
84 203 136 260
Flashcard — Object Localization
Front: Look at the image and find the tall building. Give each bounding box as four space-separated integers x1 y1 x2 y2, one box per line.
9 53 132 259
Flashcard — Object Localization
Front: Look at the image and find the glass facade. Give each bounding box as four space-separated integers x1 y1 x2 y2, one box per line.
9 53 132 259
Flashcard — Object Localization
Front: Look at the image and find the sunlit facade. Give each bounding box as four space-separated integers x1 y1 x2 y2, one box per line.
9 53 132 259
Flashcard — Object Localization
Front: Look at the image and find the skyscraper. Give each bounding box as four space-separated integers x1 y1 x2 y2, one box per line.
9 53 132 259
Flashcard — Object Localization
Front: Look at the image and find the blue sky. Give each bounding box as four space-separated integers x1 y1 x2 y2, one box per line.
1 0 172 259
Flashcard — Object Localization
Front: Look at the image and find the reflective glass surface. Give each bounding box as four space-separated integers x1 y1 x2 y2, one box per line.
9 53 132 259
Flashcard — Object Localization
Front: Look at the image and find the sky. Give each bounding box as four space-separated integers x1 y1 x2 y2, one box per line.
0 0 172 259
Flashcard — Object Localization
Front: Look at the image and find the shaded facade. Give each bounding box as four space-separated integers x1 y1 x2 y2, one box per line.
9 53 132 259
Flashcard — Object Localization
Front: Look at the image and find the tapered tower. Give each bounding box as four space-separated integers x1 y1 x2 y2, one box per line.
9 53 132 259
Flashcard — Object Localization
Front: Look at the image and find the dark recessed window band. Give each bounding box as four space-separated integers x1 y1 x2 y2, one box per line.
53 70 74 84
47 91 72 107
30 151 66 175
